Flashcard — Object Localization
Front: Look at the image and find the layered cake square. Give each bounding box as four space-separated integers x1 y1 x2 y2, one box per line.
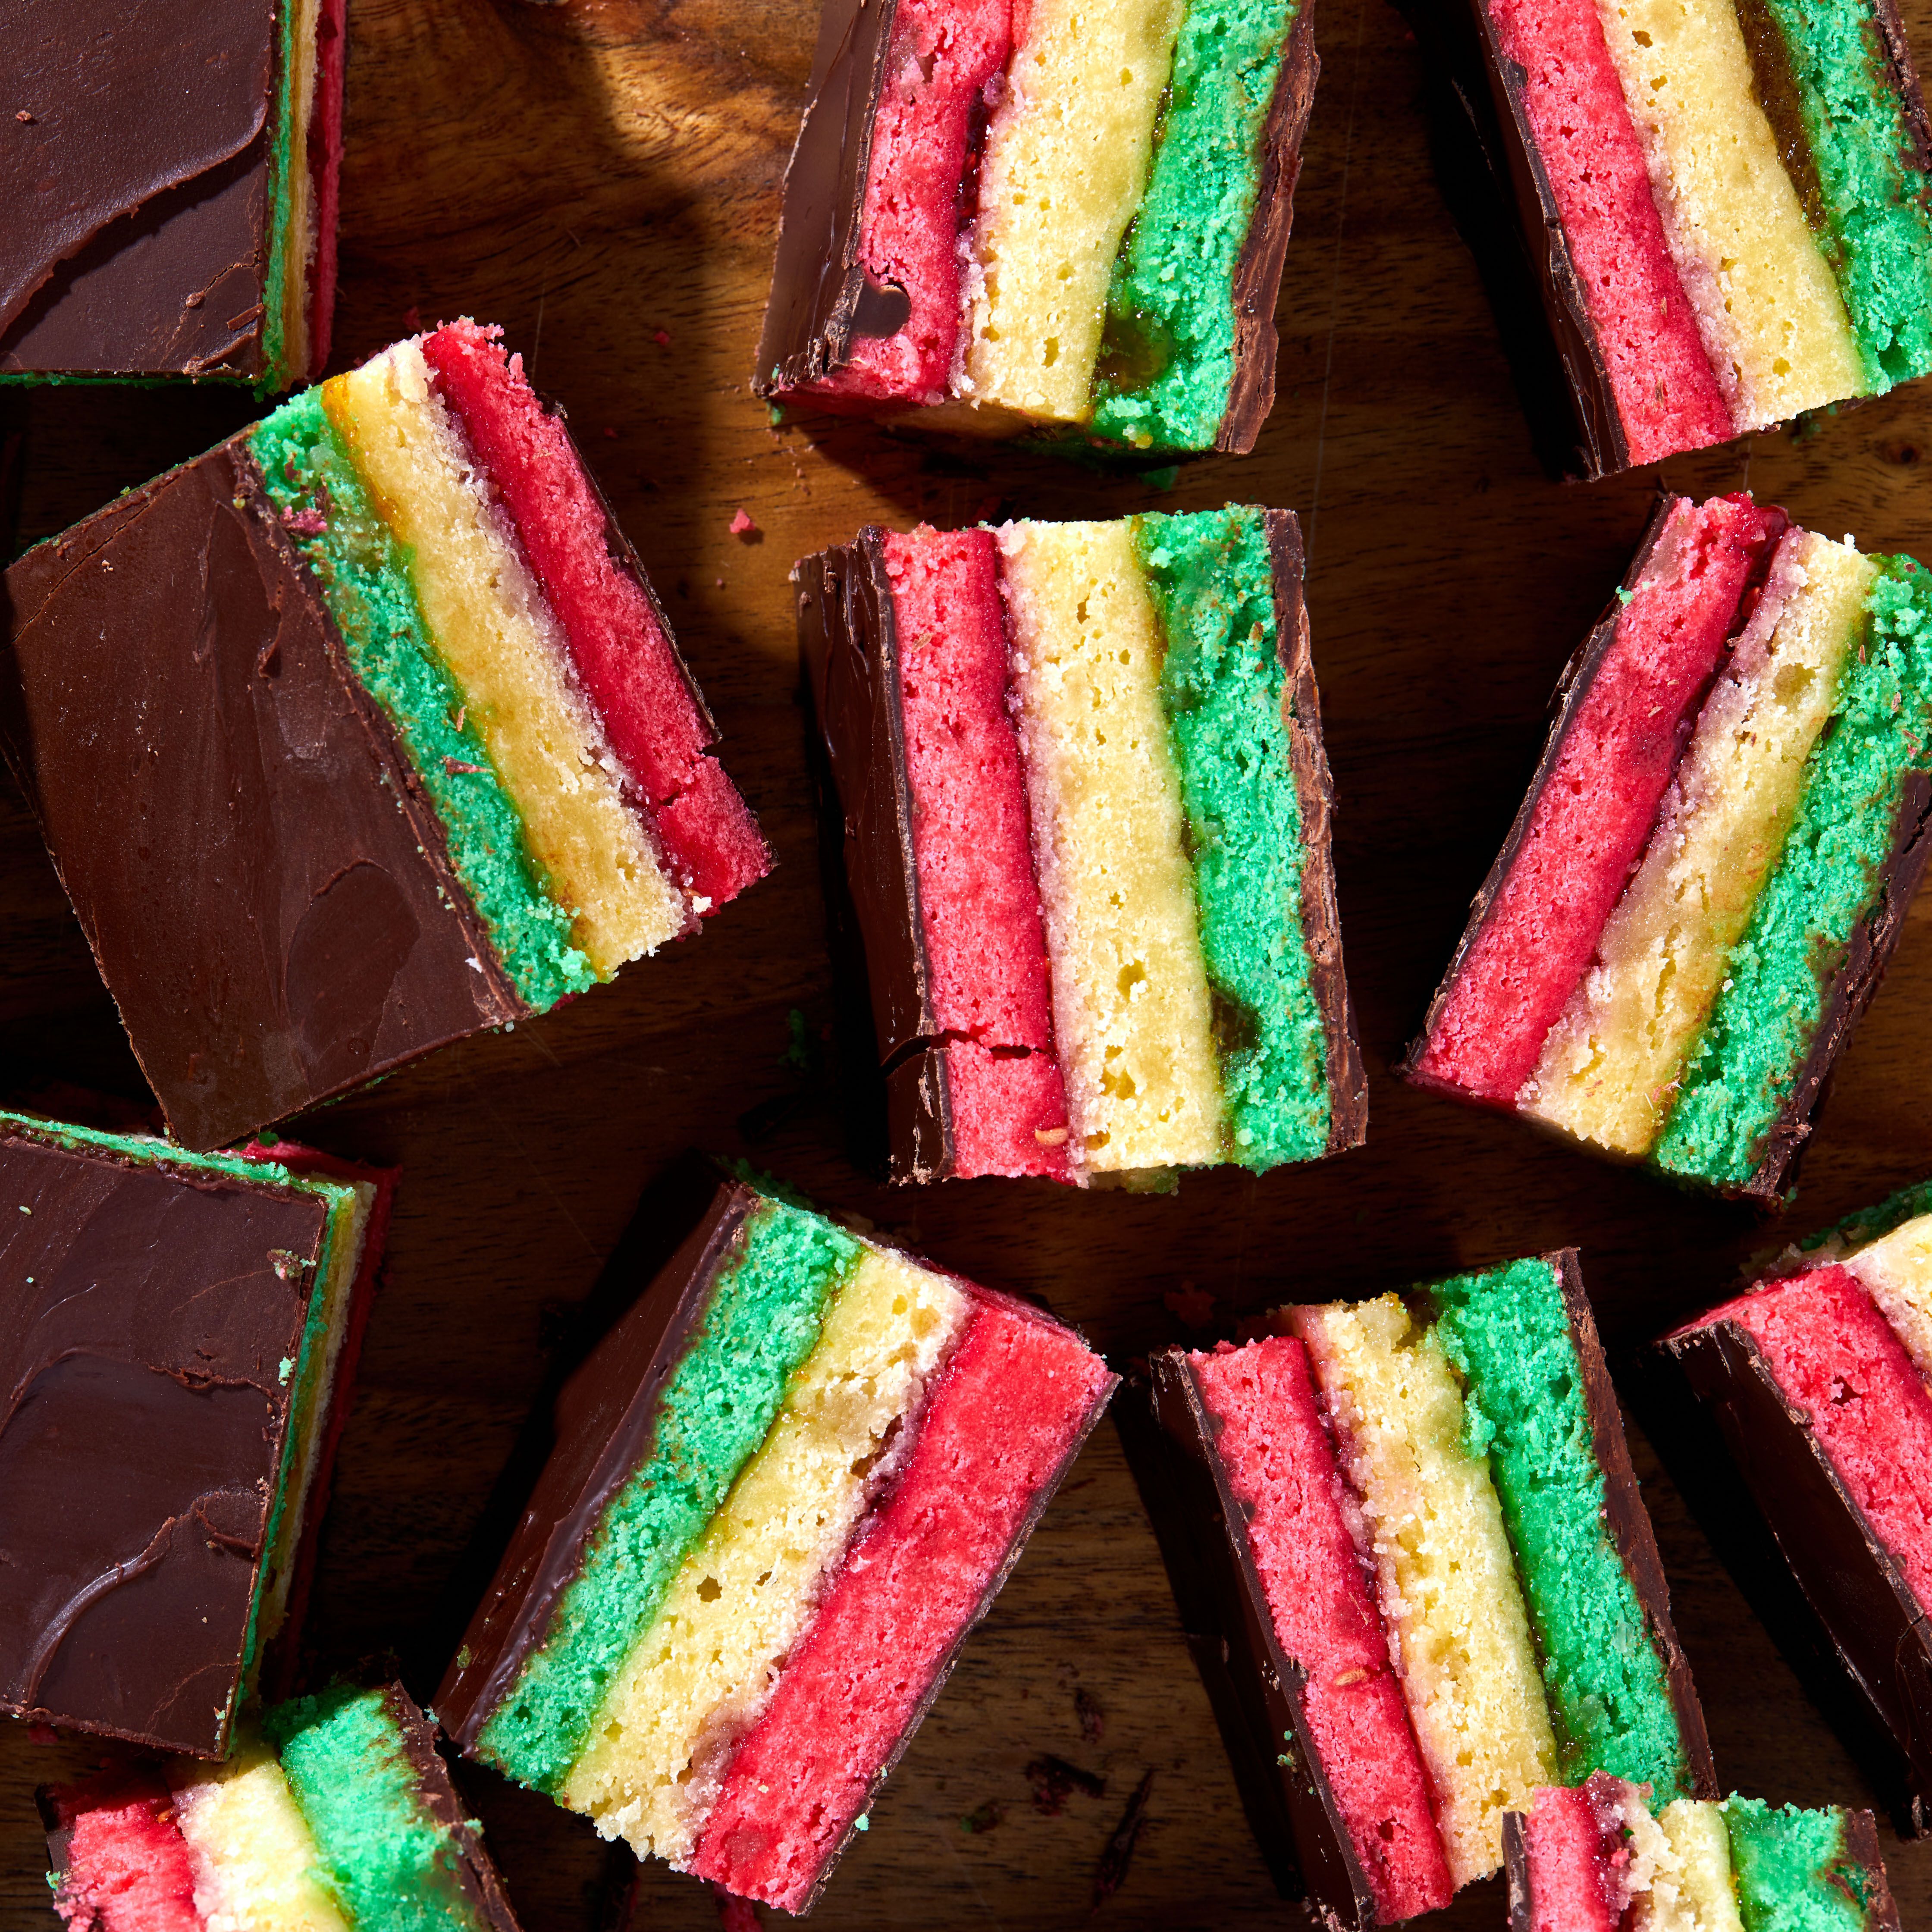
1127 1251 1711 1927
800 508 1365 1186
1656 1176 1932 1832
436 1164 1116 1913
3 0 346 387
0 1111 390 1757
2 320 770 1152
41 1682 522 1932
755 0 1317 453
1403 493 1932 1201
1405 0 1932 477
1507 1774 1901 1932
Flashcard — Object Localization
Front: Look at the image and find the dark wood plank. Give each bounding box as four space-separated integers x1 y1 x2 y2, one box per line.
4 0 1932 1922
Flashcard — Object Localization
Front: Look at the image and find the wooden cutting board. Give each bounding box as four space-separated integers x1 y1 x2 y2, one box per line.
4 0 1932 1923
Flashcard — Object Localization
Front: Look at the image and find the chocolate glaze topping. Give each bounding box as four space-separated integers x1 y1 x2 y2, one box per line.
1 1 277 378
1 440 526 1152
0 1123 326 1758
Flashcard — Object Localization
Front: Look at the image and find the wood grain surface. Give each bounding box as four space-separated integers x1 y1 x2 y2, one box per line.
4 0 1932 1924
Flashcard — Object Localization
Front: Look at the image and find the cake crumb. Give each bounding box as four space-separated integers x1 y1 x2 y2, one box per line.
1026 1754 1105 1816
1164 1283 1216 1329
654 328 673 347
1091 1771 1155 1910
960 1799 1006 1835
26 1725 55 1744
15 111 33 124
730 508 759 539
403 305 421 332
1076 1687 1105 1743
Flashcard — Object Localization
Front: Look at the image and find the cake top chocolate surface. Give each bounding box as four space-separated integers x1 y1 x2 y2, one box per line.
0 440 524 1151
0 1119 329 1756
1 0 277 378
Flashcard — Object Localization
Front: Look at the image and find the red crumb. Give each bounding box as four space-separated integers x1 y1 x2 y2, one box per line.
1411 494 1784 1103
443 756 486 775
402 305 421 333
1192 1339 1453 1920
1164 1283 1216 1329
730 508 758 536
653 329 672 347
280 507 326 536
1519 1775 1631 1932
421 320 770 911
688 1298 1113 1910
885 525 1071 1180
711 1885 760 1931
44 1769 204 1932
27 1725 56 1744
16 110 34 124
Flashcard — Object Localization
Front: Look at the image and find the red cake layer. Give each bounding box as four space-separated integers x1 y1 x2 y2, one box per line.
1518 1775 1630 1932
1192 1338 1452 1920
687 1295 1112 1910
420 320 771 911
803 0 1013 404
1411 495 1782 1102
1703 1267 1932 1615
305 0 349 373
47 1769 204 1932
887 526 1070 1179
1487 0 1731 463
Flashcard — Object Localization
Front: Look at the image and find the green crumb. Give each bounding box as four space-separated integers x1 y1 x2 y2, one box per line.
1145 465 1182 492
1430 1257 1693 1798
1722 1797 1884 1932
250 392 594 1010
268 1686 486 1932
476 1195 862 1791
278 1357 295 1385
1091 0 1301 450
1133 507 1331 1168
854 1814 869 1832
1617 586 1636 605
1654 555 1932 1189
1752 0 1932 391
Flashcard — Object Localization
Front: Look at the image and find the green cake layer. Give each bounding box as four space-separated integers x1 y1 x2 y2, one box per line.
1135 508 1331 1166
1655 555 1932 1187
1722 1797 1885 1932
1431 1258 1692 1797
249 395 593 1010
260 0 305 390
475 1199 862 1791
1753 0 1932 389
1091 0 1300 448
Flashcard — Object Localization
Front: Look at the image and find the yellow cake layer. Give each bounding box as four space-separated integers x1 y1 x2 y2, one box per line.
325 343 683 974
559 1245 972 1860
960 0 1186 422
1293 1296 1556 1885
1522 532 1872 1155
999 519 1222 1173
1631 1797 1747 1932
1846 1212 1932 1384
171 1744 350 1932
278 0 324 378
1593 0 1864 428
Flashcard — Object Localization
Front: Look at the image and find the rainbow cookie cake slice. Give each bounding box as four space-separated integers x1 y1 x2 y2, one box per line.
1656 1177 1932 1831
800 507 1365 1186
1406 0 1932 476
3 0 345 386
1507 1775 1901 1932
1128 1251 1712 1927
1403 493 1932 1201
0 1111 389 1758
41 1683 522 1932
2 320 769 1152
436 1164 1115 1913
755 0 1318 453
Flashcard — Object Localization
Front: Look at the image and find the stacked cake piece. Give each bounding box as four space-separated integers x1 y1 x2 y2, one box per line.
4 0 346 386
756 0 1318 451
2 321 768 1151
0 1112 389 1756
802 507 1364 1185
1509 1774 1901 1932
1658 1176 1932 1829
1411 0 1932 475
437 1165 1114 1912
41 1683 521 1931
1133 1251 1710 1927
1405 493 1932 1199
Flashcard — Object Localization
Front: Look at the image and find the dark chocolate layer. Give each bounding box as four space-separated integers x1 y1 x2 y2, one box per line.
1655 1319 1932 1836
1120 1359 1379 1930
1266 510 1368 1153
1 1 276 379
752 0 913 396
0 441 525 1152
0 1122 326 1757
436 1173 754 1750
1502 1809 1534 1932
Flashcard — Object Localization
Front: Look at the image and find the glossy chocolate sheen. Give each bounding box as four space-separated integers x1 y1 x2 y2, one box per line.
1121 1359 1377 1929
1 0 276 379
0 441 525 1152
0 1123 326 1757
1656 1318 1932 1835
436 1173 755 1750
